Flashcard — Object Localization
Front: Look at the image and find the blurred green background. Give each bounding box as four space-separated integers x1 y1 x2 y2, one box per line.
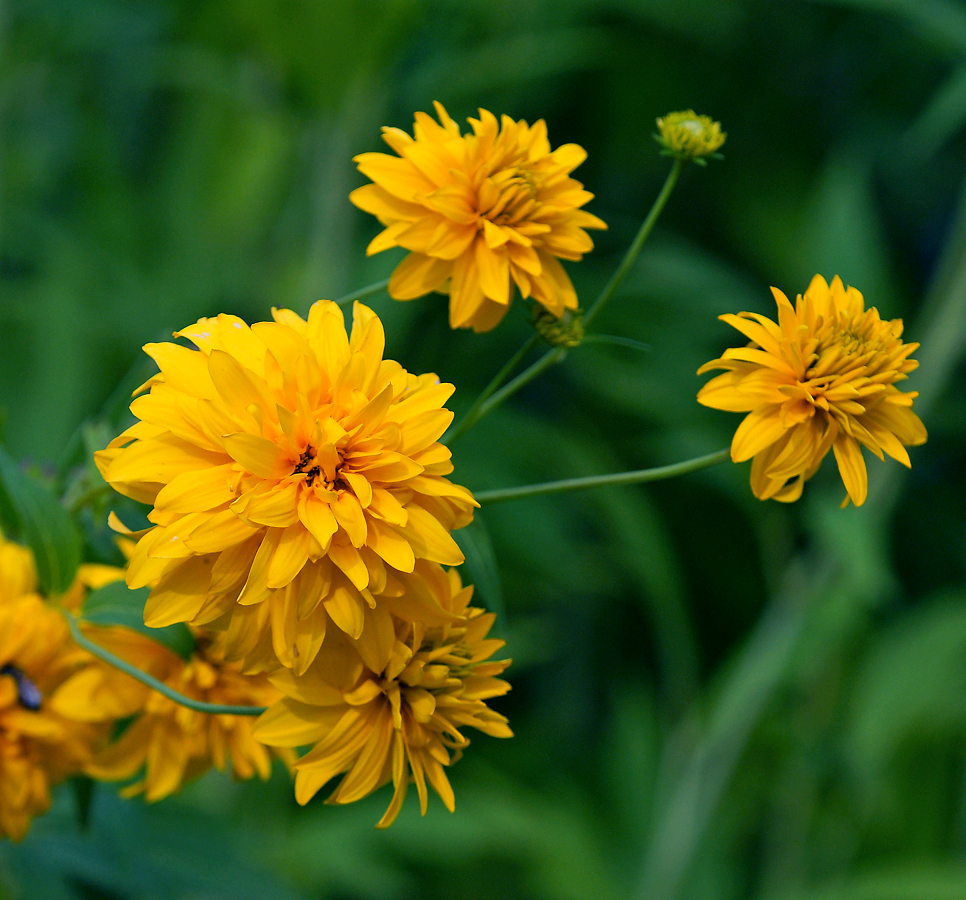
4 0 966 898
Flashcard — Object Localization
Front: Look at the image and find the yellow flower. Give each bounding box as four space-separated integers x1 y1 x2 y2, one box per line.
53 627 289 801
655 110 726 162
0 593 103 840
254 565 512 828
96 301 477 674
698 275 927 506
0 534 38 604
351 102 607 332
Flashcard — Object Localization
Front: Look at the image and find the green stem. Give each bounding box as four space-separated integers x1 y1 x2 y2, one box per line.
471 346 567 427
63 612 267 717
474 448 730 505
583 158 686 332
335 278 390 307
445 160 686 440
443 333 541 445
581 334 651 353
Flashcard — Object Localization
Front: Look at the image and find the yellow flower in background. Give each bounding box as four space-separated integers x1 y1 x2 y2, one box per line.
96 301 476 675
351 102 607 332
254 565 511 828
0 593 103 840
698 275 927 506
0 534 38 604
54 627 289 801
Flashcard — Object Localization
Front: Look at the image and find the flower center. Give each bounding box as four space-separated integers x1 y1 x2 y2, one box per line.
1 664 42 711
292 444 345 491
483 166 541 225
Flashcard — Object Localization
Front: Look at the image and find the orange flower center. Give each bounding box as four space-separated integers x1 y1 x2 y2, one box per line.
480 167 542 225
805 309 903 385
292 444 344 491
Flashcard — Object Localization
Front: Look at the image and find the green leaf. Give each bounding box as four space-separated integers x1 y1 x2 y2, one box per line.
82 580 196 660
454 515 505 626
0 446 81 595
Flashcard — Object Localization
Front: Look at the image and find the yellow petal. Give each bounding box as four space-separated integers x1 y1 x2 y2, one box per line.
254 699 340 747
832 435 868 507
730 405 787 462
223 433 293 480
399 504 464 566
324 580 366 638
154 464 236 514
388 252 452 299
366 517 416 572
266 523 312 589
331 493 368 548
298 493 338 551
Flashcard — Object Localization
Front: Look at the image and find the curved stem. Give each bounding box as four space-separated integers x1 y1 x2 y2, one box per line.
474 448 730 505
335 278 390 307
583 157 686 332
443 333 541 445
63 612 267 717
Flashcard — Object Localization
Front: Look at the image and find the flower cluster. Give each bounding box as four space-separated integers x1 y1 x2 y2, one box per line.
698 275 926 505
0 536 107 840
351 102 606 332
96 300 511 823
254 564 510 827
55 627 290 800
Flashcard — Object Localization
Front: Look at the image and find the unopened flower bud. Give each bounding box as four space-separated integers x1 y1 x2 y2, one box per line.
655 110 725 164
533 308 584 348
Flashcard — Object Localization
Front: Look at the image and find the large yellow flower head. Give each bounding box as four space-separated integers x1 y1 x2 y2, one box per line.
0 593 102 840
351 102 607 332
96 301 477 674
254 565 512 828
698 275 927 506
54 627 287 801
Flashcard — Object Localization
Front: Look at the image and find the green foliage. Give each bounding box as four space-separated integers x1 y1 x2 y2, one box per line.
0 446 81 595
3 0 966 898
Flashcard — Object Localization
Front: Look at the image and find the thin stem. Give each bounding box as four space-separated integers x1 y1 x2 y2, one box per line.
583 158 686 332
470 346 567 428
581 334 651 353
474 448 730 505
444 160 686 440
335 278 390 307
443 333 541 445
63 612 267 717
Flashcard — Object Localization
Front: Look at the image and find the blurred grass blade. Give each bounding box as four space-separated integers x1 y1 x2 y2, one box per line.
0 446 81 595
82 580 196 659
901 62 966 163
636 558 836 900
453 515 506 626
807 0 966 55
